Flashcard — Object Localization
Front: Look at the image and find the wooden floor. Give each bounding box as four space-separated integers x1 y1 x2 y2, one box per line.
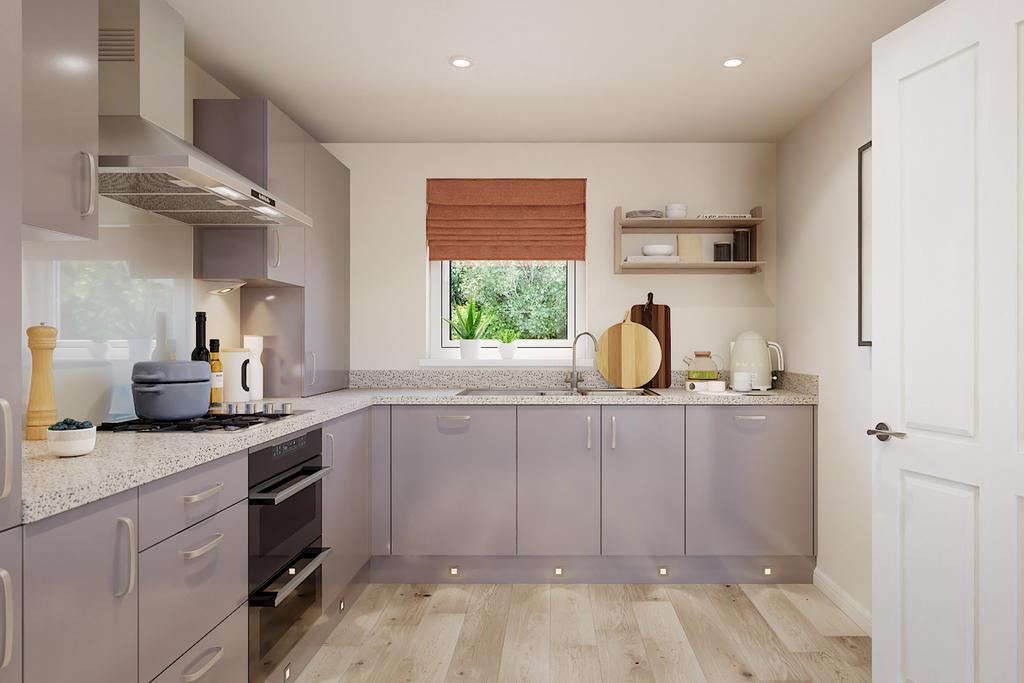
298 583 870 683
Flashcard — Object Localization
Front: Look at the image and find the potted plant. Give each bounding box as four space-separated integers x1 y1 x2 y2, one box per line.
444 299 492 360
496 328 519 360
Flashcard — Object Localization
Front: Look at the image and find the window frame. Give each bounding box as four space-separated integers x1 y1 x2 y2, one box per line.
428 259 586 359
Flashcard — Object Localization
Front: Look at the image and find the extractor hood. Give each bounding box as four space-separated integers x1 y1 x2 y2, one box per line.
97 0 311 228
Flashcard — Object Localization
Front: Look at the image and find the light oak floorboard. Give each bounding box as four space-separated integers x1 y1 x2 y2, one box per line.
299 583 871 683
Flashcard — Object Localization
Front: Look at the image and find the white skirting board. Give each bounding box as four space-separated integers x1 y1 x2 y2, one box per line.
813 567 872 635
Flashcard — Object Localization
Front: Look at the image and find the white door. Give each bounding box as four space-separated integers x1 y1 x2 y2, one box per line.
872 1 1024 681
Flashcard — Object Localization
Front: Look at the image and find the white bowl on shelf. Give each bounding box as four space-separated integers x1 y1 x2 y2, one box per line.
47 426 97 457
641 244 675 256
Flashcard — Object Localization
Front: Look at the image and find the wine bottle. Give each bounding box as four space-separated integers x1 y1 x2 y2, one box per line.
191 312 210 362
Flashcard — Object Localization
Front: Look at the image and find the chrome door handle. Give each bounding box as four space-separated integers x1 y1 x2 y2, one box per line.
0 399 12 499
180 646 224 682
586 415 592 450
116 517 137 597
734 415 767 421
867 422 907 441
611 415 617 449
182 482 224 504
249 466 330 505
181 533 225 560
437 415 471 422
271 228 282 268
81 151 97 217
0 568 11 670
326 432 336 468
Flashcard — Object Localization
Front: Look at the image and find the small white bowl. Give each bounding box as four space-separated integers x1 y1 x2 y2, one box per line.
47 426 97 458
641 244 675 256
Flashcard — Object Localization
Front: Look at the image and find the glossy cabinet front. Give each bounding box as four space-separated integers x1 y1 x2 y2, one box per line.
23 490 138 683
0 527 22 683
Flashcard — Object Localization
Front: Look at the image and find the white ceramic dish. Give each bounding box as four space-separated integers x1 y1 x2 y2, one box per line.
47 426 97 457
641 244 675 256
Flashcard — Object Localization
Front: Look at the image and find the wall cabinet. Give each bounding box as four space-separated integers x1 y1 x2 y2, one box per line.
322 410 371 613
0 527 22 683
392 407 516 556
517 406 601 556
22 0 99 239
23 489 139 683
601 406 685 556
686 406 814 556
194 224 306 287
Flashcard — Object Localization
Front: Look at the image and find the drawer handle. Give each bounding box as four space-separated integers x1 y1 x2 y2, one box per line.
180 646 224 682
437 415 471 422
182 482 224 504
0 568 11 670
182 533 225 560
734 415 767 421
249 465 330 506
115 517 137 597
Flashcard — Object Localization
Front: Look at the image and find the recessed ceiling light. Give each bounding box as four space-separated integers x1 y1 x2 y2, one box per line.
449 55 473 69
722 57 744 69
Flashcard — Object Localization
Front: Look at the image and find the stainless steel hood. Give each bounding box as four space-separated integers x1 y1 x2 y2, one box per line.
98 115 312 227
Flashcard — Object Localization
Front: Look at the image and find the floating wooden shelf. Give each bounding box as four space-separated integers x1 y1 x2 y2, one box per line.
614 205 765 274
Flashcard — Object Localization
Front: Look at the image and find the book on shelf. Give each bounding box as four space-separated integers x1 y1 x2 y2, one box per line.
624 255 681 263
696 212 752 219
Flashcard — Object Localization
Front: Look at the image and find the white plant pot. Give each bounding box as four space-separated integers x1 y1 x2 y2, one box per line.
498 342 517 360
459 339 484 360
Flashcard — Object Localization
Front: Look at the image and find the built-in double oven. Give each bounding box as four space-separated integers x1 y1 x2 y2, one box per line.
248 426 331 683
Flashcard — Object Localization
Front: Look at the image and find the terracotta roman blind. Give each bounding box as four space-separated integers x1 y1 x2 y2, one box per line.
426 178 586 260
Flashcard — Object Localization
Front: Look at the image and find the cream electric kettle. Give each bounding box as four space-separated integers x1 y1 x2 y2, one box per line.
729 331 784 389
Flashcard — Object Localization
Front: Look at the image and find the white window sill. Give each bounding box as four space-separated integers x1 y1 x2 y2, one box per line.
420 357 595 368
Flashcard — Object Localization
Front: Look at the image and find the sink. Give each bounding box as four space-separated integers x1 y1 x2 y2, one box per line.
456 388 658 397
457 388 578 396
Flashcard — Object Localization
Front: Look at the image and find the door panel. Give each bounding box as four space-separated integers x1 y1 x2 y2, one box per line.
601 406 684 556
0 527 22 683
517 406 600 556
872 2 1024 680
265 101 306 212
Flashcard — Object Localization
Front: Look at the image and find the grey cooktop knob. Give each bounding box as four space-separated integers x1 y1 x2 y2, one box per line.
281 402 293 415
226 403 236 414
244 402 255 414
263 402 275 415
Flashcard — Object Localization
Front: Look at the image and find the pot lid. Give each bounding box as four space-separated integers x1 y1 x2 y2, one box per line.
132 361 211 384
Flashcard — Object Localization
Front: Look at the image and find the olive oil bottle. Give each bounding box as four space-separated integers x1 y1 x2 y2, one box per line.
209 339 224 405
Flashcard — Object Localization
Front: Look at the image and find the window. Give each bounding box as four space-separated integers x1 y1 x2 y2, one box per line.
430 260 585 357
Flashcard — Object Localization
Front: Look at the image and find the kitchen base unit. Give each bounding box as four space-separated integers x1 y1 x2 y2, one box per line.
368 555 815 584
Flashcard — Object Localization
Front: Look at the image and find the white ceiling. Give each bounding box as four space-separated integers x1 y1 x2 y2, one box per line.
168 0 939 143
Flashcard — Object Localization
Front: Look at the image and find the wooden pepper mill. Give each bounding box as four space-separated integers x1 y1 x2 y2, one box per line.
25 323 58 440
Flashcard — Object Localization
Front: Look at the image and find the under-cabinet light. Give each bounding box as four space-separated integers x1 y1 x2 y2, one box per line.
722 57 744 68
449 55 473 68
254 205 282 217
209 186 245 200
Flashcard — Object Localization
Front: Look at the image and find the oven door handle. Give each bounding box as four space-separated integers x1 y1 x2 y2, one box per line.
250 547 331 608
249 466 330 506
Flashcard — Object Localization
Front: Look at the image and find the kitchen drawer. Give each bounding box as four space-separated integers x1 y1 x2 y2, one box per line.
139 450 247 549
140 501 247 683
686 406 814 556
150 604 247 683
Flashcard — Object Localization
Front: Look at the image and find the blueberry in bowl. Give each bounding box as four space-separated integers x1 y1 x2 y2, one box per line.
46 418 97 457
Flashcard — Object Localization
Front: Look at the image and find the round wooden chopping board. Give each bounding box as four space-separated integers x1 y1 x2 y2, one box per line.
595 319 663 389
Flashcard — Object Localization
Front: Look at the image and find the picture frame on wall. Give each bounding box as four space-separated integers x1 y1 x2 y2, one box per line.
858 141 872 346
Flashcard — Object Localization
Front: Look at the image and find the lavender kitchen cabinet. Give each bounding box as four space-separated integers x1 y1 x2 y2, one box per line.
322 409 371 613
686 406 815 556
150 605 246 683
22 0 99 240
517 407 601 556
392 407 516 556
0 527 22 683
601 407 685 556
23 489 139 683
0 0 22 533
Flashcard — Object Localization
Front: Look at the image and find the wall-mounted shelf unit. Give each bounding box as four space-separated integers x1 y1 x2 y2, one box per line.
614 206 765 274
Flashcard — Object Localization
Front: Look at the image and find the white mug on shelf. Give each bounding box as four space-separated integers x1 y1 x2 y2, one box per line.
731 371 754 392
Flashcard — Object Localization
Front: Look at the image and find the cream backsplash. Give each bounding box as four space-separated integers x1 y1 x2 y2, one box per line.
21 225 241 424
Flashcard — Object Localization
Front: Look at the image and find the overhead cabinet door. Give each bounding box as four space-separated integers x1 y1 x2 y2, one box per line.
686 406 814 556
392 406 516 556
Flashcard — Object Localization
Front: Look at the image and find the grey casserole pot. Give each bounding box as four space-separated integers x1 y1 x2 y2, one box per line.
131 361 211 421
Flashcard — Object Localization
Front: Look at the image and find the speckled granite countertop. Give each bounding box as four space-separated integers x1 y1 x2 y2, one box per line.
21 385 816 524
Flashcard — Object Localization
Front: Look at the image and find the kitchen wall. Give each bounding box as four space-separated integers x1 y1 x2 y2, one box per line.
777 64 872 631
326 142 777 369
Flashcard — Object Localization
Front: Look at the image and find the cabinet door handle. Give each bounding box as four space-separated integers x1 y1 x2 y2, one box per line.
308 351 317 386
586 415 592 450
181 533 225 560
0 568 11 670
180 646 224 682
326 432 336 468
116 517 137 597
182 482 224 504
272 228 282 268
611 415 617 449
0 399 12 499
734 415 767 421
80 151 97 217
437 415 471 422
